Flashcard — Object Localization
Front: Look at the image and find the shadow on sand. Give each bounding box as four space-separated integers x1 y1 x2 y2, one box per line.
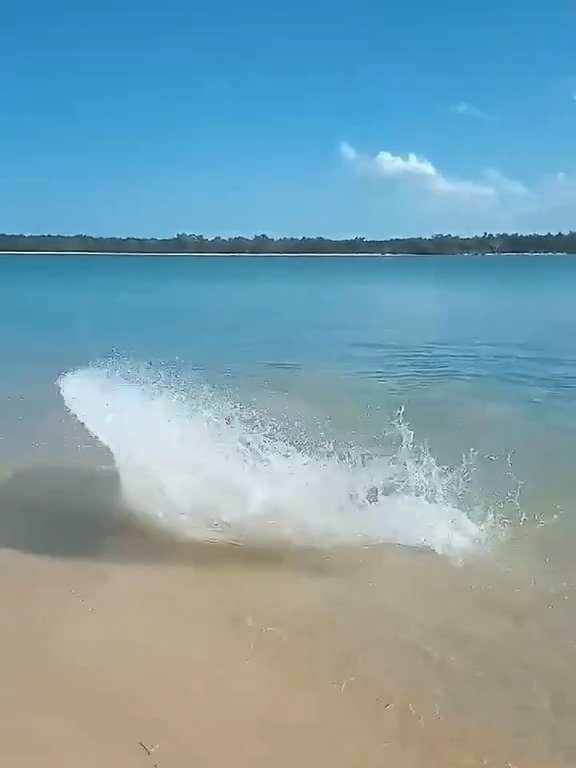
0 464 343 574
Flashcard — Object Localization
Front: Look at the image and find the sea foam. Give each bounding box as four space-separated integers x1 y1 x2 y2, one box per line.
59 363 489 557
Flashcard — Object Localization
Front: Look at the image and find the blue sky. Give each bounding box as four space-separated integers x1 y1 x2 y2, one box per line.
1 0 575 238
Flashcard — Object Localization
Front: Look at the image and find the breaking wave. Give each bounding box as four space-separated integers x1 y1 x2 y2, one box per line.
59 362 496 558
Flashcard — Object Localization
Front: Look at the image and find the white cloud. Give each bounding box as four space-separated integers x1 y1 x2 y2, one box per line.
449 102 492 120
339 142 495 200
339 141 576 234
339 142 358 162
370 151 437 179
483 168 529 197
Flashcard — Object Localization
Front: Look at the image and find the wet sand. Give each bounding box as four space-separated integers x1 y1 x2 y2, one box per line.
0 540 572 768
0 464 574 767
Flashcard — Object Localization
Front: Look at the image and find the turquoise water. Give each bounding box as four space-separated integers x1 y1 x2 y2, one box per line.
2 254 576 761
1 254 576 533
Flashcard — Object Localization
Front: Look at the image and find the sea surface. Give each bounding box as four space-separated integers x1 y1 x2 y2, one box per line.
1 253 576 763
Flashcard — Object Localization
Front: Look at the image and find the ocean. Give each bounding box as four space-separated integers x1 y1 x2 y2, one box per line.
1 253 575 765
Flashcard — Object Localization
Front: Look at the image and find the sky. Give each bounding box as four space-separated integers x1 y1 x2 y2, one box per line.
1 0 575 238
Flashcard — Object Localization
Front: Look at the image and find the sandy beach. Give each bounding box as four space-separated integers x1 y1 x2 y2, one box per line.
0 536 571 768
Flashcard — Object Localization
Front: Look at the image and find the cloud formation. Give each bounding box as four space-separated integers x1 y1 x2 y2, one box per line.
449 101 492 120
340 141 576 233
339 142 499 200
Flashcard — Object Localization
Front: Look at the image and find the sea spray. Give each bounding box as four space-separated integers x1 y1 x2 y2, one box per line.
59 362 492 557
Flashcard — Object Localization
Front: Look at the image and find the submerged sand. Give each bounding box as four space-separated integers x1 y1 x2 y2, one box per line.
0 538 573 768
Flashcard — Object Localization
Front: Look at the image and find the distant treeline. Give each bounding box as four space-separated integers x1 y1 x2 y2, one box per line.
1 231 576 254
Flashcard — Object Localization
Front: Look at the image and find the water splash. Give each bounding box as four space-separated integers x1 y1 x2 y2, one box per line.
59 362 494 558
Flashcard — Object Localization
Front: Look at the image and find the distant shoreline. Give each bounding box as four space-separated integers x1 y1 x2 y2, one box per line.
0 250 572 257
2 231 576 256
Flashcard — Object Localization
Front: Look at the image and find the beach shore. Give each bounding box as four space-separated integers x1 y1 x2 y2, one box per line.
0 542 569 768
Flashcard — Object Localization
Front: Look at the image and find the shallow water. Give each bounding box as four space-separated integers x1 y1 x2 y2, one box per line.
1 254 576 763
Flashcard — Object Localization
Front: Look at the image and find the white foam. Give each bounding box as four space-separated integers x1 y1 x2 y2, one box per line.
59 364 487 558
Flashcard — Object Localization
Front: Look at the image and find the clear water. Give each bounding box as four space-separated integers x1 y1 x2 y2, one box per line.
2 254 576 527
1 254 576 762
